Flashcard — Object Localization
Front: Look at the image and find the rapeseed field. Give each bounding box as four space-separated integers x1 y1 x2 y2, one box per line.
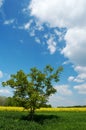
0 106 86 111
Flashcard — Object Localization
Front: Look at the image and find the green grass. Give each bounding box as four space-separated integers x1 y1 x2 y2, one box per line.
0 111 86 130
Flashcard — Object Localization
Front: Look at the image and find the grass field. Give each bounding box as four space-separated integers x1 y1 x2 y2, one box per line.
0 107 86 130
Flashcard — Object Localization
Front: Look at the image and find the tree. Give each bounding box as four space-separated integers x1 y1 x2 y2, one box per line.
6 97 20 106
2 65 63 119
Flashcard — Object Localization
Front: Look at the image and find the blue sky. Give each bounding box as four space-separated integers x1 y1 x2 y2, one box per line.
0 0 86 107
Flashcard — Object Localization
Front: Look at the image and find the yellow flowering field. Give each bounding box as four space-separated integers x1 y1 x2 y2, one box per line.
0 106 86 112
0 106 24 111
37 107 86 112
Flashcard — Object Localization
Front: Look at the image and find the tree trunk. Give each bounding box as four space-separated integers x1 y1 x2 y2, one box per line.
29 107 35 120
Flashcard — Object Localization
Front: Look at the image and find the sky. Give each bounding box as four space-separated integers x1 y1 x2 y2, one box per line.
0 0 86 107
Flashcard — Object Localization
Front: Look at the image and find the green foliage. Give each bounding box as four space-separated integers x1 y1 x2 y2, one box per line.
0 96 23 106
0 111 86 130
6 97 21 106
2 65 63 119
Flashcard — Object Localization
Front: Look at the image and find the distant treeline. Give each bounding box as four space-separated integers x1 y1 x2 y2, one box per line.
0 96 52 107
57 105 86 108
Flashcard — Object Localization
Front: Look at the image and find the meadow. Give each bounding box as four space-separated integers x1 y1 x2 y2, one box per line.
0 107 86 130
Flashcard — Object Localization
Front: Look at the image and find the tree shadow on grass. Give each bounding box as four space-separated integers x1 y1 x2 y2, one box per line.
21 114 59 124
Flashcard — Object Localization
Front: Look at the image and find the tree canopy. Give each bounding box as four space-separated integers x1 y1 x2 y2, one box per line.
2 65 63 119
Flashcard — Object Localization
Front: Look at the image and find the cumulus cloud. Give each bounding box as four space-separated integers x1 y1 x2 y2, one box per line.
61 27 86 66
68 66 86 83
0 89 10 94
55 85 72 96
0 88 12 96
74 84 86 94
75 66 86 73
49 84 86 106
48 85 73 106
29 0 86 67
29 0 86 28
49 94 76 107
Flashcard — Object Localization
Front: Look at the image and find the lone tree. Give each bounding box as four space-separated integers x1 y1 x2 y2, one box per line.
2 65 63 119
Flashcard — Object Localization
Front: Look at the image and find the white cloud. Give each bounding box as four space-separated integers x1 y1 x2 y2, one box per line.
68 76 84 83
49 84 86 106
74 84 86 94
0 89 10 94
35 20 44 31
24 20 33 30
74 78 84 83
29 0 86 28
48 85 73 106
0 0 4 8
29 0 86 66
0 88 13 97
47 36 57 54
75 74 86 82
68 66 86 83
22 19 44 39
23 19 44 31
68 76 74 82
75 66 86 73
49 95 76 107
24 21 58 53
61 27 86 66
4 19 15 25
54 29 65 42
55 85 72 96
0 70 3 78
